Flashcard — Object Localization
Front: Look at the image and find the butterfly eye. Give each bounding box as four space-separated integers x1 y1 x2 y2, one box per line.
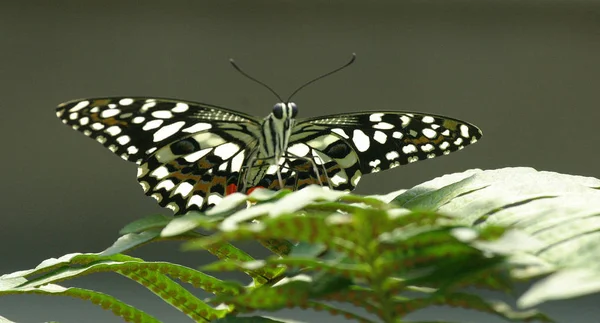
272 103 285 119
289 102 298 118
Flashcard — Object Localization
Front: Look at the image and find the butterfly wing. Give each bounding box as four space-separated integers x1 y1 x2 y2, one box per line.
287 111 482 190
56 97 261 164
57 97 263 213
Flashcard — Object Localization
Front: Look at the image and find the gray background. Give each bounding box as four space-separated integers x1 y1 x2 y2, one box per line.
1 1 599 322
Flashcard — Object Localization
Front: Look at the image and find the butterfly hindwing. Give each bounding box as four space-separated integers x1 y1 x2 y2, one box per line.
136 130 259 213
56 97 261 165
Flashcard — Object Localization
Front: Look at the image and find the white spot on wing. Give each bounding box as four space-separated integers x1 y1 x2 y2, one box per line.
79 117 90 125
287 143 310 157
105 125 122 136
69 101 90 112
230 151 245 171
439 141 450 150
137 163 149 178
166 202 179 213
373 122 394 130
127 146 139 155
143 119 164 131
369 159 381 167
402 144 417 154
172 103 189 113
173 182 194 197
119 98 134 106
385 151 400 160
183 148 212 162
100 109 120 118
69 112 79 120
422 116 435 123
153 121 185 142
392 131 403 139
139 181 150 192
132 116 145 124
421 143 435 152
373 131 387 144
152 110 174 119
151 166 170 179
116 135 131 145
352 130 370 152
156 179 175 191
422 128 437 139
141 101 156 112
182 123 212 133
460 124 470 138
187 195 204 208
216 140 246 159
400 115 411 126
330 171 348 185
369 113 384 122
351 171 362 186
208 194 222 206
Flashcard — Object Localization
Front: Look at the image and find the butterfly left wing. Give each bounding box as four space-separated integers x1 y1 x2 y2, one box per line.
285 111 482 191
57 97 264 214
56 97 261 165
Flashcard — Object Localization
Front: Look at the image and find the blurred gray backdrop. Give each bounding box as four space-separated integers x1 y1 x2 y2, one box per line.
1 1 599 322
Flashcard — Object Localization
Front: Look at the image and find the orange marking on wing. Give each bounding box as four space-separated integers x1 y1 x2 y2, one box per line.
88 114 128 127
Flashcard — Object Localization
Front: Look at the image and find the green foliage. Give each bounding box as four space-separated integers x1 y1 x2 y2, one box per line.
2 167 600 322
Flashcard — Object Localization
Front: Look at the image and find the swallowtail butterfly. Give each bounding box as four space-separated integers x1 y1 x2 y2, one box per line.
56 55 482 214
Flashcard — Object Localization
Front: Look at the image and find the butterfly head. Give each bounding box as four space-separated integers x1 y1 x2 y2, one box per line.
272 102 298 120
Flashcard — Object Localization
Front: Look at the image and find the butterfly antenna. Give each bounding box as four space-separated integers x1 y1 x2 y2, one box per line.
230 58 284 102
286 53 356 102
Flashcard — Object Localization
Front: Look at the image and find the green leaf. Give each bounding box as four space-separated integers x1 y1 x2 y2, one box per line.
161 212 215 237
0 315 17 323
119 214 171 234
0 284 161 323
518 268 600 308
100 229 161 256
213 315 301 322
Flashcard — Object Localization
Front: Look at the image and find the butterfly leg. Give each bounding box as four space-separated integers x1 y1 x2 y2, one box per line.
274 157 285 190
285 152 333 189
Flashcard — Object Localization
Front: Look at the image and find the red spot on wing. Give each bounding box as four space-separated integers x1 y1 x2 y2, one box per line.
226 184 238 195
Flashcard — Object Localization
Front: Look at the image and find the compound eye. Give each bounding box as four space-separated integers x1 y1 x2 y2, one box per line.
272 103 284 119
289 102 298 118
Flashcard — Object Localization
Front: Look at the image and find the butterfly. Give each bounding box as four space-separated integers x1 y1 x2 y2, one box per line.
56 55 482 214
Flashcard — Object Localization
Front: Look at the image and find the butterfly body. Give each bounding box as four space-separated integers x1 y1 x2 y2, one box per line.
57 96 481 214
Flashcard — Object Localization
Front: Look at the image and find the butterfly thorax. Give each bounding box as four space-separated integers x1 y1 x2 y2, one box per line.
241 102 298 190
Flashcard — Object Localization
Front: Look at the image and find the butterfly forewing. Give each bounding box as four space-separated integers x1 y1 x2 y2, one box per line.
56 97 261 164
290 111 482 189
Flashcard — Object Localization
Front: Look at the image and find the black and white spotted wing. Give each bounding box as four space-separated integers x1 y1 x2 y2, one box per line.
279 111 482 191
57 97 482 214
57 97 263 213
